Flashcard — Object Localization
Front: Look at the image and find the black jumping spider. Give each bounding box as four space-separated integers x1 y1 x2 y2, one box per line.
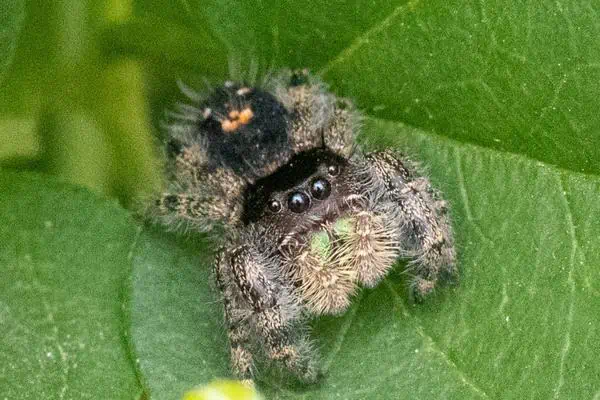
150 70 456 384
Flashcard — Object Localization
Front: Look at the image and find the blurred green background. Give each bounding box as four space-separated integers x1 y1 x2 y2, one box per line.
1 0 229 206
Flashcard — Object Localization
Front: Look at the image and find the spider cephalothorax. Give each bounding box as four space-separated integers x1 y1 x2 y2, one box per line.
151 70 456 384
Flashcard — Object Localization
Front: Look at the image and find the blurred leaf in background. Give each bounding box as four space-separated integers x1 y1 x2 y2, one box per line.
1 0 599 399
0 0 25 83
0 0 163 205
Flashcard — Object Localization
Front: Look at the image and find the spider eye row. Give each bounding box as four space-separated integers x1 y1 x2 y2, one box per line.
268 164 338 214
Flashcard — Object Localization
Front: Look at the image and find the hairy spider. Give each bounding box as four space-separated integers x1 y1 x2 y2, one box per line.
150 70 456 384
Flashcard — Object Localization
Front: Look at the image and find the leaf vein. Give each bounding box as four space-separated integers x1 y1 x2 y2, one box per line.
322 292 363 372
385 282 491 399
526 73 569 153
128 225 144 261
453 147 493 245
319 0 421 75
553 174 577 400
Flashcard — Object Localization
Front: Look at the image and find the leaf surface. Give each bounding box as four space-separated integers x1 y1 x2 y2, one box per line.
0 172 141 399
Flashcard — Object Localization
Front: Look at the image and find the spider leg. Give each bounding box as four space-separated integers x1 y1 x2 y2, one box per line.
215 249 255 383
366 150 457 299
150 160 245 232
215 244 318 382
152 184 240 232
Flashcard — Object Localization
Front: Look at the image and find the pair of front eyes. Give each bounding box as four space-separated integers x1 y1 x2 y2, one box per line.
267 164 340 214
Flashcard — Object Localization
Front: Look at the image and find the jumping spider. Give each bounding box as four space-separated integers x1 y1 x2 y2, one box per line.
151 70 456 384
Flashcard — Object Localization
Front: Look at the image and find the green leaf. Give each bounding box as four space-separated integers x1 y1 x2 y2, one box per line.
101 16 228 79
0 1 161 205
129 227 227 398
0 0 25 85
322 1 600 176
0 172 141 399
118 1 600 399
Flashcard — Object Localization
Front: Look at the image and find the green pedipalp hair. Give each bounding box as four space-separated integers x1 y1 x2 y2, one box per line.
333 217 354 238
310 230 331 260
310 217 356 261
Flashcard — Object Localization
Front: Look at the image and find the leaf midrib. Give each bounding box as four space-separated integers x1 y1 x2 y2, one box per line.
385 281 491 400
318 0 420 76
552 174 578 400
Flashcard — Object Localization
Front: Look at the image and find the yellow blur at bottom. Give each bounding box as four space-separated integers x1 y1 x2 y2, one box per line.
183 380 263 400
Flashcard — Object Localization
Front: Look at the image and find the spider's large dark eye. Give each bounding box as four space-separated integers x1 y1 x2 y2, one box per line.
310 178 331 200
327 164 340 176
268 199 282 213
288 191 310 213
